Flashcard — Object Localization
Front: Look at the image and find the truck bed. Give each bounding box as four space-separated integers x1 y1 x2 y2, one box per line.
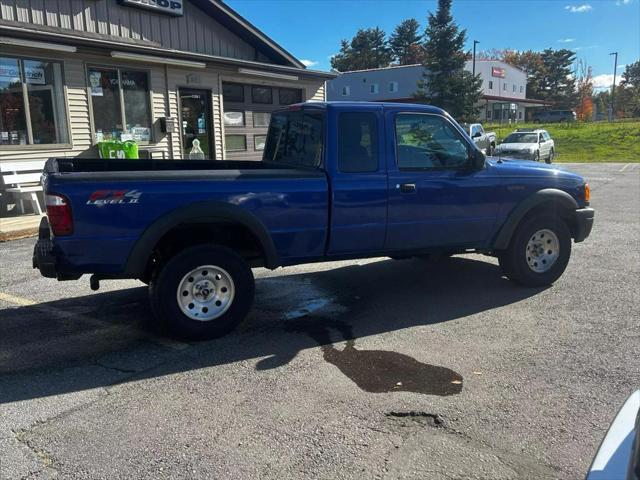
43 158 329 273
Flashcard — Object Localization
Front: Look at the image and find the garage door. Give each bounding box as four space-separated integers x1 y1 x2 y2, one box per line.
222 82 303 160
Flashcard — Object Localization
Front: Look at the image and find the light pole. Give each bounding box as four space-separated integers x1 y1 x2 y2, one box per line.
609 52 618 121
473 40 480 77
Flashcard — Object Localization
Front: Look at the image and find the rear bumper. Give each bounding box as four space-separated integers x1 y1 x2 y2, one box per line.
32 218 57 278
574 207 595 243
32 218 81 280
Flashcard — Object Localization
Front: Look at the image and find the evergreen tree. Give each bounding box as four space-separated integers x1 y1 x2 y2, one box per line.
330 28 392 72
414 0 482 121
389 19 425 65
539 48 577 108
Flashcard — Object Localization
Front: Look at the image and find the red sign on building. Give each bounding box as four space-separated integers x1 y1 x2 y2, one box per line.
492 67 506 78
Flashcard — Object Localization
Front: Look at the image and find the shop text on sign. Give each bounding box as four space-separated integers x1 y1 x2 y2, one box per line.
119 0 183 16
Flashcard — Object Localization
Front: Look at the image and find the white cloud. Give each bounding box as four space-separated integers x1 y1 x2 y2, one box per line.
559 38 576 43
565 4 592 12
616 0 631 5
592 73 623 89
300 59 318 68
574 45 598 51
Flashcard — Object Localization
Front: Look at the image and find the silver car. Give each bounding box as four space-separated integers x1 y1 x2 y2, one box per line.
495 129 555 163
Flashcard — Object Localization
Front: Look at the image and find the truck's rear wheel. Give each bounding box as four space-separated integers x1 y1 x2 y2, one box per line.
149 245 254 340
498 215 571 287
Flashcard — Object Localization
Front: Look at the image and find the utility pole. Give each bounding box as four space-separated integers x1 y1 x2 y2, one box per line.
473 40 480 77
609 51 618 121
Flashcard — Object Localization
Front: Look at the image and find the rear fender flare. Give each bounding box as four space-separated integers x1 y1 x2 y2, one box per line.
124 201 279 276
492 189 578 250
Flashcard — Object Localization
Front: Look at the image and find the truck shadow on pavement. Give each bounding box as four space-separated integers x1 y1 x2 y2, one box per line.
0 256 546 403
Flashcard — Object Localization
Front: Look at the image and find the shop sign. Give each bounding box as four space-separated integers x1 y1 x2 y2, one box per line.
492 67 506 78
0 63 21 83
25 66 45 85
0 64 45 84
119 0 183 16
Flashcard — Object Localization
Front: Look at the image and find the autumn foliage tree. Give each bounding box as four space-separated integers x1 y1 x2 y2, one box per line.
575 60 594 121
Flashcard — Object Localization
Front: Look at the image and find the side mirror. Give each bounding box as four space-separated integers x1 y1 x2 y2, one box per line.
469 149 485 170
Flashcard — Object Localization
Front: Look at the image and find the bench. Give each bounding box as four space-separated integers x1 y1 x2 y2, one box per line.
0 161 45 215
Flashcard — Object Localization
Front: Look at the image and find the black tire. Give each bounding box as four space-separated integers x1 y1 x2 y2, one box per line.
498 215 571 287
149 245 254 340
546 149 554 164
488 143 495 156
534 151 540 162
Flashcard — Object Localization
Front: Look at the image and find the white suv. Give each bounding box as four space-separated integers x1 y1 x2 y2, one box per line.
495 129 555 164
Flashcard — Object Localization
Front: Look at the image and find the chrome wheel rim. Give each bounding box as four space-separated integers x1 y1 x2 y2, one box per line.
526 229 559 273
176 265 235 321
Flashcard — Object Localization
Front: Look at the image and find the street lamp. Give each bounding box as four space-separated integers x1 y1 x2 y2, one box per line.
473 40 480 77
609 52 618 121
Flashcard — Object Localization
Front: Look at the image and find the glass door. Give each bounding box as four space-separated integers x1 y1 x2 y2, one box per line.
179 89 213 159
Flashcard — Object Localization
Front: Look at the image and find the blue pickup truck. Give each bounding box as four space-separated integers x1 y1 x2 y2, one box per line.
33 102 593 339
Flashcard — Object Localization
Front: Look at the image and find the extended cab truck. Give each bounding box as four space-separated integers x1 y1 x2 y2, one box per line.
34 102 594 339
461 123 497 156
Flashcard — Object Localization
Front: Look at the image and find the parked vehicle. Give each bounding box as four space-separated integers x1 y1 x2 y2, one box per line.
33 102 594 339
532 110 577 123
460 123 497 155
587 390 639 480
495 129 555 163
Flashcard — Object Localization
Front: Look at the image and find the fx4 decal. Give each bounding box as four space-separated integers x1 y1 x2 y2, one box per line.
87 190 142 205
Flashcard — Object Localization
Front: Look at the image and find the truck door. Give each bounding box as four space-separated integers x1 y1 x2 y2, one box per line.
327 107 388 255
385 111 499 250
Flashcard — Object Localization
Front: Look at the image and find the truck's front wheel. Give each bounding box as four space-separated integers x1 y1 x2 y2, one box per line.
498 215 571 287
149 245 254 340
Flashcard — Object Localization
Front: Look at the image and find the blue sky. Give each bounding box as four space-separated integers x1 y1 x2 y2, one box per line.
226 0 640 89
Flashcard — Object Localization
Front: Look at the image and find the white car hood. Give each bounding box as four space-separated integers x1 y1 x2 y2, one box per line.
497 143 536 152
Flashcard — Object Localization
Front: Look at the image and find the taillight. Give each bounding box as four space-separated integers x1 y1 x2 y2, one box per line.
46 194 73 236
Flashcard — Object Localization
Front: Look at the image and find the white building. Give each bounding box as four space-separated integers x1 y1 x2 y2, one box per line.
327 59 549 122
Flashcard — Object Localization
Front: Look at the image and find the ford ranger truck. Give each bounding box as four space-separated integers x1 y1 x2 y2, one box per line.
33 102 594 339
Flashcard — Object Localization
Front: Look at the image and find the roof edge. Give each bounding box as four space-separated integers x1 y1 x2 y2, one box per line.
202 0 305 69
0 25 337 79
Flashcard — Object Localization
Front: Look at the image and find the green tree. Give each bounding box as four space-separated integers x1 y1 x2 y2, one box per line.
330 27 392 72
621 60 640 87
502 50 545 98
502 48 577 108
389 18 425 65
414 0 483 121
539 48 577 108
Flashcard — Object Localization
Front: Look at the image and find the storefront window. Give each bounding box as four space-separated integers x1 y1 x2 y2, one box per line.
225 134 246 151
222 83 244 102
252 86 273 104
88 67 152 143
0 57 68 146
279 88 302 105
253 112 270 127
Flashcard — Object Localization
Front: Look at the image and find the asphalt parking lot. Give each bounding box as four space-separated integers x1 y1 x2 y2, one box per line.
1 162 638 480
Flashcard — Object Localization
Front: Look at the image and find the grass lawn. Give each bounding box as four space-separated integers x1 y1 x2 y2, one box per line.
485 120 640 162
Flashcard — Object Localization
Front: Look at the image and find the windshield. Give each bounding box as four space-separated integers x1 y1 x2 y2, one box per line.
263 109 324 168
503 133 538 143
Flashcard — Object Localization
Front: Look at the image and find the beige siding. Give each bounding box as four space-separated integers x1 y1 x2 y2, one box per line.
0 0 259 62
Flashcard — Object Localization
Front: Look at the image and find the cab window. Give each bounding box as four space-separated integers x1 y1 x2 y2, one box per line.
263 109 323 167
395 114 469 170
338 112 379 173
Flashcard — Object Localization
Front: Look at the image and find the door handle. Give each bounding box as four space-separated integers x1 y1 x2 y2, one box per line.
399 183 416 193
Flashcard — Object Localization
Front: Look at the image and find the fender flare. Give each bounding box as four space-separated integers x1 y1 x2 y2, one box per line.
492 188 578 250
124 201 280 276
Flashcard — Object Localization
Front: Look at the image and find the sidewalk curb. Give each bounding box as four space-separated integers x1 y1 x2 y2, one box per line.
0 227 38 242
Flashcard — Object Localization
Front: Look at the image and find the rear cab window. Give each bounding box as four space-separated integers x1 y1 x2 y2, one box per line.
263 108 324 168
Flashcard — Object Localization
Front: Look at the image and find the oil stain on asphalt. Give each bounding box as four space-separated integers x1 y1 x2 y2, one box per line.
286 317 463 396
